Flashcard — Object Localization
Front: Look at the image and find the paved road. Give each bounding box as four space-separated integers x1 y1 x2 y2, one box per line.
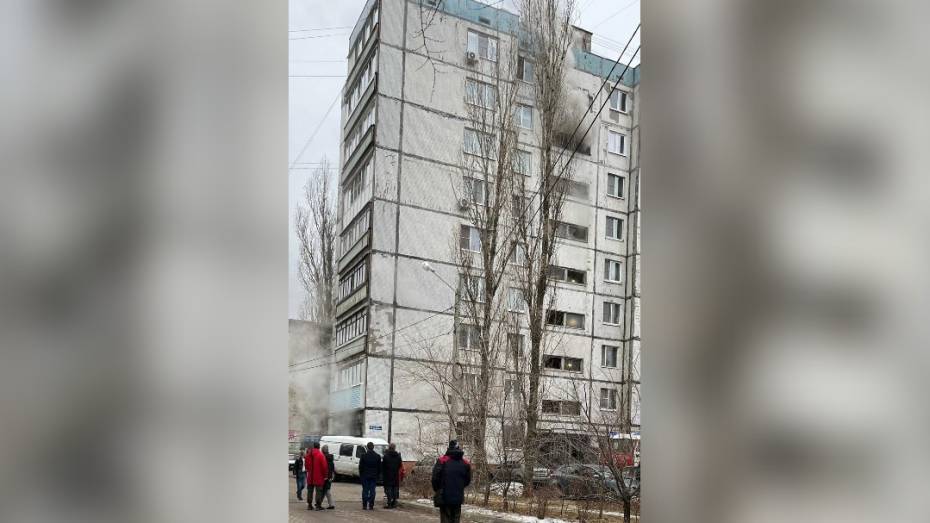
288 476 440 523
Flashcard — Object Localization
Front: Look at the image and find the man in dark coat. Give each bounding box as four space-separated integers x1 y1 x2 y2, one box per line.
380 443 403 508
358 441 382 510
321 445 336 509
431 442 471 523
292 449 305 500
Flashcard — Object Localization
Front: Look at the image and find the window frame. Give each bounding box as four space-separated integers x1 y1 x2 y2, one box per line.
464 78 497 109
599 388 618 410
603 302 622 326
459 224 483 252
607 130 627 156
607 173 625 199
606 215 624 240
514 104 534 130
543 355 583 372
546 309 585 329
466 30 498 61
601 345 619 369
517 56 535 83
609 89 629 113
548 265 587 285
604 259 623 283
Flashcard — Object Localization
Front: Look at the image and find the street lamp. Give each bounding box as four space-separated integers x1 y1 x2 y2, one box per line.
421 261 463 441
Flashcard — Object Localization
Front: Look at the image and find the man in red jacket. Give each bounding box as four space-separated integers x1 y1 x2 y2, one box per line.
305 442 329 511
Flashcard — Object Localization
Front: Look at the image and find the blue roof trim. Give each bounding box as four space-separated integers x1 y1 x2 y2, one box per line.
431 0 640 86
572 49 639 88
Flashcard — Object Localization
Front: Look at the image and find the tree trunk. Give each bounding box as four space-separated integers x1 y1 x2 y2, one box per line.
624 497 632 523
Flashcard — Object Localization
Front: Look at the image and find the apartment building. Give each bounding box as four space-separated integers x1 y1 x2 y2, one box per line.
330 0 640 460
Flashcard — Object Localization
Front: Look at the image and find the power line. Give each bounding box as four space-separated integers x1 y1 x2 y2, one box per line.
590 0 639 30
289 25 353 33
289 91 341 169
290 32 351 41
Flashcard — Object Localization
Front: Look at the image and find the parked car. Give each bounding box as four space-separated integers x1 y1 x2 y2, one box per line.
319 435 389 480
550 464 637 500
490 461 551 486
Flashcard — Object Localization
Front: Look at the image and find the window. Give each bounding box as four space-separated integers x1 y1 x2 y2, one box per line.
339 444 354 457
609 89 628 113
513 150 531 175
461 373 479 392
607 130 626 155
505 379 520 399
465 78 496 109
466 30 498 61
344 104 376 159
336 308 368 346
457 324 481 351
517 56 535 83
456 420 481 444
542 400 581 415
600 388 618 410
514 104 533 129
554 220 589 242
344 51 379 116
343 157 373 209
355 446 365 458
604 259 623 283
463 177 488 205
338 259 367 300
601 345 619 368
544 355 583 372
509 242 526 265
508 334 524 360
606 216 623 240
558 179 589 199
464 128 497 158
511 195 530 220
459 224 482 252
460 274 486 302
546 310 585 329
607 173 625 198
603 302 622 325
548 265 586 285
508 287 526 312
340 209 370 256
338 361 362 388
502 422 522 447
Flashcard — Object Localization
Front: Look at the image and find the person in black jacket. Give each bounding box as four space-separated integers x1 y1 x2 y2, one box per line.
381 443 403 508
358 442 382 510
431 443 471 523
321 445 336 509
293 451 305 501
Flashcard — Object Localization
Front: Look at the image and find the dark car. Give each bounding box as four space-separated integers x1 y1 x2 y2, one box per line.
550 464 638 500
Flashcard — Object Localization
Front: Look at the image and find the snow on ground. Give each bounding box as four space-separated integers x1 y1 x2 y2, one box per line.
488 482 524 497
413 498 574 523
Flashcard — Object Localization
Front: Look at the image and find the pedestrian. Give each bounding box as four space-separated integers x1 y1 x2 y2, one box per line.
321 445 336 510
431 442 471 523
381 443 403 508
358 441 382 510
305 442 329 511
293 448 306 501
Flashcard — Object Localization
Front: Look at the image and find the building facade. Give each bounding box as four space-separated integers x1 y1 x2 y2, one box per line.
331 0 640 461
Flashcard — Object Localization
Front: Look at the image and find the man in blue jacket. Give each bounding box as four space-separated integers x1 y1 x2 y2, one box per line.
431 442 471 523
358 442 382 510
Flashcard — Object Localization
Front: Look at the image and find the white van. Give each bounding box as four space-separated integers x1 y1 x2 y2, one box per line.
319 436 389 479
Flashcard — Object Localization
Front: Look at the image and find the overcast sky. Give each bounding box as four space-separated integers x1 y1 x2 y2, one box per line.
289 0 641 319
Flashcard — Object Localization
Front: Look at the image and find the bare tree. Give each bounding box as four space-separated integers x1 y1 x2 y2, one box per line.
295 156 338 347
567 370 641 523
515 0 578 497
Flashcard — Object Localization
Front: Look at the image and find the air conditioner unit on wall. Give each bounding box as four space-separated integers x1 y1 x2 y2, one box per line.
465 51 477 64
458 197 472 210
